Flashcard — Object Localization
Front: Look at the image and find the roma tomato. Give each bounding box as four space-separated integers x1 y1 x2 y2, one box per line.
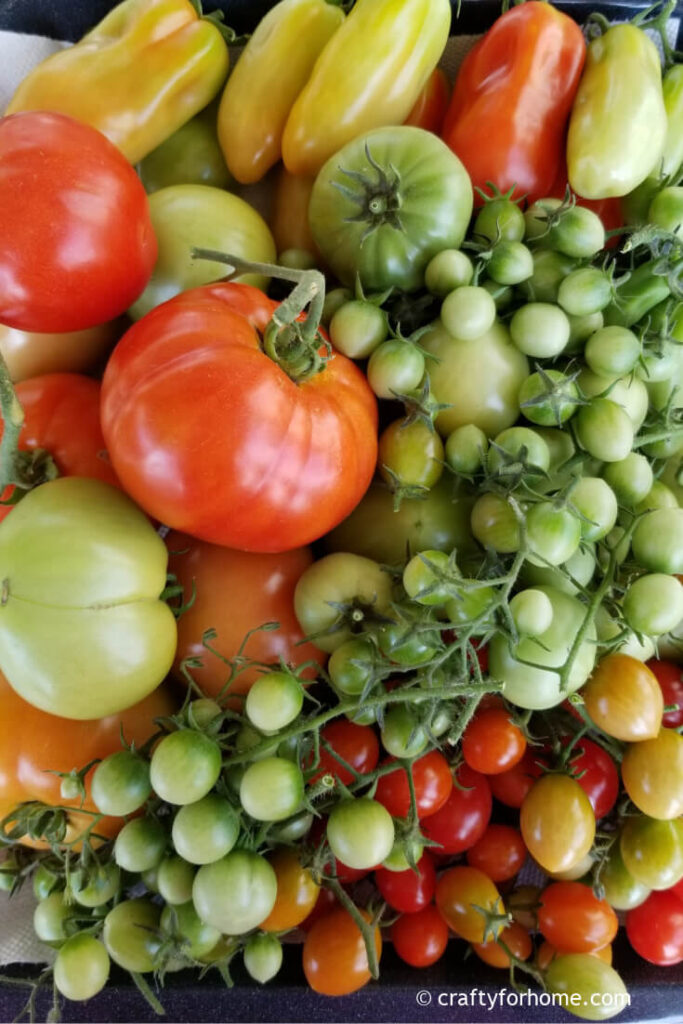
462 708 527 775
306 720 380 786
0 669 174 848
626 891 683 966
0 374 119 524
405 68 451 134
303 907 382 996
373 750 452 820
421 764 492 855
167 532 324 699
101 283 378 552
545 954 628 1022
582 654 663 741
647 660 683 728
391 905 448 968
520 774 596 874
621 729 683 820
466 824 527 882
259 849 320 933
374 853 436 913
538 882 618 954
435 866 503 944
0 112 156 332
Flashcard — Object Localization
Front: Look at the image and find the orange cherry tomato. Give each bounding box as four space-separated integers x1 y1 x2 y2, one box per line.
462 707 527 775
260 848 320 932
472 921 533 968
538 882 618 954
520 774 596 874
302 906 382 996
435 866 504 944
582 653 663 741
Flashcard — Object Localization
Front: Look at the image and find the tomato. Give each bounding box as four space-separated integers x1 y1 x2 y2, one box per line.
366 338 426 400
129 184 276 319
167 533 323 700
138 100 232 194
114 818 166 874
0 321 121 384
270 168 320 260
306 720 379 786
604 456 655 511
472 921 532 969
421 764 492 855
373 750 452 821
576 398 634 464
161 901 222 962
405 67 451 134
259 849 320 933
647 660 683 728
91 751 151 818
488 748 547 809
600 845 651 912
632 509 683 575
462 708 527 775
303 907 382 996
620 816 683 891
621 728 683 820
54 934 110 1002
240 757 305 822
71 862 120 909
156 857 195 907
626 891 683 966
101 283 378 553
171 795 239 866
519 368 579 427
538 882 618 954
309 126 472 292
582 654 663 742
391 905 448 968
466 824 527 882
378 418 444 493
0 112 155 332
441 286 497 343
102 899 161 973
537 941 613 971
380 706 428 759
243 934 283 985
150 730 221 807
0 668 173 849
0 374 119 524
375 853 436 913
520 774 596 874
327 797 394 870
193 851 277 935
545 954 629 1021
34 892 78 946
435 866 503 944
422 320 529 438
565 738 619 821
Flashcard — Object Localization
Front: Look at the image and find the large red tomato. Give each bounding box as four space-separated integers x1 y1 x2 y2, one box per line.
0 112 156 332
101 283 378 552
0 374 119 524
167 531 325 698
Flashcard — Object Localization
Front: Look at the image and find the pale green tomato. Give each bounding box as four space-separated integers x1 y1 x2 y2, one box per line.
327 797 395 870
474 197 526 243
518 249 577 304
570 477 618 541
509 589 554 637
246 671 304 733
403 549 451 605
71 863 120 909
632 508 683 573
244 934 283 984
518 369 580 427
602 453 654 507
102 899 161 973
521 545 596 597
622 574 683 636
54 934 110 1002
329 300 388 359
566 310 604 353
0 478 176 719
471 494 521 553
487 426 550 481
150 730 222 806
660 455 683 505
239 757 304 821
487 241 533 285
380 705 428 759
635 480 679 514
422 320 529 437
328 637 376 695
193 851 277 935
585 326 641 377
129 184 276 319
171 795 240 865
577 369 649 431
576 398 634 462
425 249 473 296
445 582 497 628
445 424 489 474
526 504 582 567
510 303 571 358
489 586 597 709
34 893 75 946
278 248 317 270
594 606 656 662
545 955 628 1021
366 339 425 399
157 856 196 906
160 901 221 961
114 818 166 873
558 267 612 317
441 286 497 341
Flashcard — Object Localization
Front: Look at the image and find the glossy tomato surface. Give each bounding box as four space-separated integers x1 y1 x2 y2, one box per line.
302 907 381 996
421 764 492 854
373 750 453 819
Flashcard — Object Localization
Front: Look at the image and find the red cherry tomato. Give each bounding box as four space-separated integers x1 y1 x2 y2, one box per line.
421 764 492 855
391 905 449 968
374 853 436 914
538 882 618 954
647 659 683 728
307 721 380 786
488 748 547 808
373 750 453 820
626 891 683 966
466 824 527 882
565 737 620 820
462 707 527 775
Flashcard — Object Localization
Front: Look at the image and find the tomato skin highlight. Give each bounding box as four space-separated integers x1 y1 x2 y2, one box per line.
101 282 378 552
538 882 619 954
302 907 382 996
391 905 448 968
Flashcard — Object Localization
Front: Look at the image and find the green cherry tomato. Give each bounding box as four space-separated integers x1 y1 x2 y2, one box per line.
244 934 283 984
379 419 444 491
602 453 653 507
102 899 162 973
648 185 683 236
246 671 304 733
157 856 196 906
600 844 650 911
474 197 526 243
366 340 425 399
538 203 606 259
34 893 75 946
328 637 376 695
445 581 497 629
239 757 304 822
584 326 641 377
518 249 578 304
566 310 605 352
424 249 474 295
577 369 648 431
403 549 451 605
488 426 550 481
32 865 61 902
71 863 120 909
192 851 277 935
623 574 683 635
380 705 428 759
441 285 497 342
632 509 683 574
570 478 618 542
470 493 521 553
522 544 597 598
150 730 222 806
138 101 232 194
509 589 554 637
91 750 151 818
327 797 395 870
576 399 634 463
377 620 441 666
171 795 240 865
445 424 489 474
54 934 110 1002
518 369 580 427
510 303 571 358
322 287 353 326
558 267 612 317
526 504 582 567
114 818 167 873
545 954 628 1021
636 479 679 514
487 241 534 286
329 300 388 359
620 816 683 890
160 901 221 961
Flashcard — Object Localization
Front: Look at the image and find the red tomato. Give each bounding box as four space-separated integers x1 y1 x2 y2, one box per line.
306 721 380 787
488 748 547 808
565 737 620 820
462 708 527 775
101 282 378 552
421 764 491 855
373 750 452 820
626 891 683 966
404 68 451 134
466 824 527 882
303 907 382 995
671 878 683 903
374 853 436 913
647 659 683 728
166 531 324 699
391 905 448 968
0 112 155 332
538 882 618 954
472 921 533 968
0 374 119 523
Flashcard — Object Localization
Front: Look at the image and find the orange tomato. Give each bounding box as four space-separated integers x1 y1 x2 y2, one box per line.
260 848 320 933
270 166 320 258
472 921 533 968
582 654 663 741
303 906 382 996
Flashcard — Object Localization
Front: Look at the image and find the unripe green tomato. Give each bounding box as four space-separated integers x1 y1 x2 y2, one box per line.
545 954 628 1021
327 797 395 870
239 757 304 822
379 419 444 491
329 300 388 359
488 426 550 479
160 901 221 960
557 267 612 317
441 286 496 341
32 864 61 902
566 310 604 353
487 241 534 285
637 340 681 382
278 247 317 271
425 249 473 295
403 549 451 605
622 574 683 636
445 582 497 628
381 705 428 759
475 197 526 243
91 750 151 817
577 369 648 431
547 205 606 259
648 185 683 236
150 730 222 806
366 340 425 399
171 794 240 865
620 816 683 890
509 589 554 637
381 838 424 872
187 698 222 729
114 818 166 873
600 844 650 911
445 423 488 474
635 479 679 514
569 477 618 542
71 863 120 908
575 399 634 462
526 504 582 567
157 856 196 905
322 287 352 326
471 493 521 553
54 934 110 1002
602 453 654 507
102 899 162 973
518 369 579 426
244 934 283 984
517 249 577 303
524 197 563 241
328 637 376 694
33 892 74 946
632 508 683 574
192 851 277 935
510 303 570 358
584 325 641 378
246 670 303 733
522 545 596 597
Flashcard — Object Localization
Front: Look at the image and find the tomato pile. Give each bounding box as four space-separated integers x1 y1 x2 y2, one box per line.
0 0 682 1020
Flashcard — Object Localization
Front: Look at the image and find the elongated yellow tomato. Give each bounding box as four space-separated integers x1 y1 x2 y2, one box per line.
0 477 177 719
282 0 451 176
218 0 344 184
567 25 666 199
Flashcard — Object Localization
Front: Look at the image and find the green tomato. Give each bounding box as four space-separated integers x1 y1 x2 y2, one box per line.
577 369 649 431
0 478 176 719
660 454 683 505
620 816 683 890
366 339 425 399
239 757 304 822
526 504 582 567
445 581 497 628
424 249 474 295
294 552 393 653
557 267 612 317
635 479 679 514
160 901 221 961
54 934 110 1002
530 202 605 259
138 100 232 193
325 478 477 565
150 730 222 806
102 899 162 973
322 287 353 326
377 620 441 666
129 184 276 319
445 424 489 474
33 892 75 946
380 705 428 759
171 795 240 865
632 508 683 573
246 670 303 733
648 185 683 236
487 426 550 481
244 934 283 984
521 544 596 597
328 637 376 695
545 954 628 1021
576 399 634 462
474 197 526 243
487 241 533 286
71 863 120 909
623 574 683 636
91 750 151 818
309 126 473 292
422 320 529 437
470 493 521 553
570 478 618 542
510 303 571 358
441 286 496 342
157 856 196 906
192 850 277 935
32 864 61 902
602 453 653 506
517 249 577 304
186 698 223 730
403 549 451 605
584 325 641 377
509 589 554 637
489 586 597 709
379 419 444 491
278 248 317 271
518 369 580 427
600 844 650 911
114 818 166 873
329 300 388 359
327 797 395 870
566 310 605 353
